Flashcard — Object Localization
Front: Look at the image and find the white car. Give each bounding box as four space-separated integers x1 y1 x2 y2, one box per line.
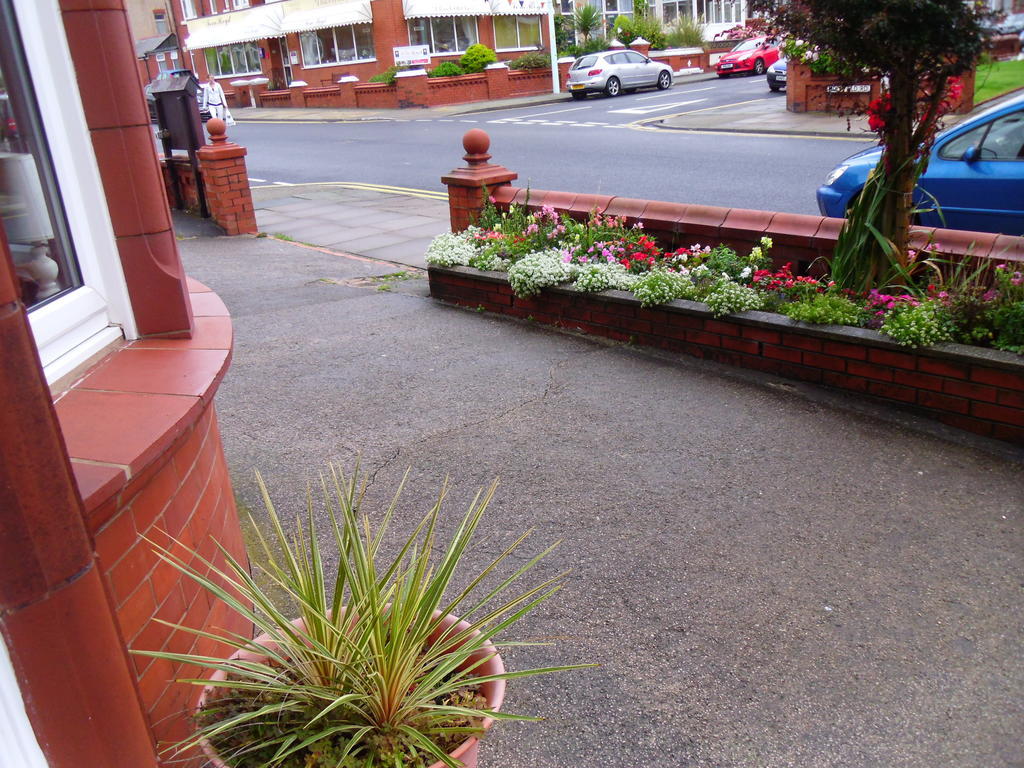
566 50 673 99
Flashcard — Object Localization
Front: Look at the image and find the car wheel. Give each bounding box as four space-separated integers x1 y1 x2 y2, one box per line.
717 72 730 78
657 71 672 90
571 91 587 100
604 76 621 97
753 58 766 75
769 84 781 92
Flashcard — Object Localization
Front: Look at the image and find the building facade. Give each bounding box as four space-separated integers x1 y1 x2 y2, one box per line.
174 0 556 90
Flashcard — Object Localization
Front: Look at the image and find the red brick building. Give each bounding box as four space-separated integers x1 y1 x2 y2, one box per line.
173 0 554 90
2 1 247 765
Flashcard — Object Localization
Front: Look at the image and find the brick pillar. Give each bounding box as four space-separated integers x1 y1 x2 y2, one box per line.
197 119 258 235
60 0 193 338
289 79 308 107
629 37 651 57
395 69 429 108
441 130 518 232
0 227 159 768
337 75 359 107
557 57 574 88
485 62 511 100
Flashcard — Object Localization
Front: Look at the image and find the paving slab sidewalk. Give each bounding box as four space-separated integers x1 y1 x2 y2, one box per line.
177 228 1024 768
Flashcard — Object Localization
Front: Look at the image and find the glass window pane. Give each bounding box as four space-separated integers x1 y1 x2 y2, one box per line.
245 42 260 72
518 16 541 47
430 18 457 53
0 30 81 308
353 24 375 60
939 124 987 160
335 27 356 61
205 48 220 76
494 16 518 49
300 31 322 65
408 18 430 48
455 16 478 51
981 113 1024 160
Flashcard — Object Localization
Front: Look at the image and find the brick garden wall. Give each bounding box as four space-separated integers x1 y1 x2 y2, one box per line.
429 267 1024 445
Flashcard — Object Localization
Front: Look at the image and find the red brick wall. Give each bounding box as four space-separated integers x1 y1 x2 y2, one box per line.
787 63 881 114
90 402 248 759
429 267 1024 445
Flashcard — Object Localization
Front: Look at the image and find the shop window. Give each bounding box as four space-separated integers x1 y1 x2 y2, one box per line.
493 15 542 50
300 24 375 67
408 17 479 55
154 10 168 35
204 42 261 77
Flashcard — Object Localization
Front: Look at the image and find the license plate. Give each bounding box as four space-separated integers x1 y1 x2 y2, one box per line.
570 83 584 90
778 74 787 81
720 63 734 69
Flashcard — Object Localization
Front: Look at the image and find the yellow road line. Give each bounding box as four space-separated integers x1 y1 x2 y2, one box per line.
250 181 448 200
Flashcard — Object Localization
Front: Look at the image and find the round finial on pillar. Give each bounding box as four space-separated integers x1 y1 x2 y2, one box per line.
206 118 228 145
462 129 491 166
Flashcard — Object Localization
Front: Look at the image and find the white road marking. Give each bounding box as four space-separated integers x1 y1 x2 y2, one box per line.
272 181 294 186
248 177 267 183
459 119 479 123
439 118 454 121
415 119 431 122
505 104 592 119
610 98 706 115
635 86 714 101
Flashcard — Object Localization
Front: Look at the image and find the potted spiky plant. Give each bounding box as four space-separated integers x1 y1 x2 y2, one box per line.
137 465 588 768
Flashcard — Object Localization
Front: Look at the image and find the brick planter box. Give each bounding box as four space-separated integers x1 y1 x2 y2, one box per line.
429 265 1024 445
786 62 881 113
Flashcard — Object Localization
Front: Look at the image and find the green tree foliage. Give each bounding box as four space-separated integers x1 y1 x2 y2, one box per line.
572 4 602 42
750 0 990 280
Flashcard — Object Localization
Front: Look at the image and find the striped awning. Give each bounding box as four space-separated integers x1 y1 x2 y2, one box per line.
184 3 285 50
488 0 551 14
402 0 492 18
280 0 373 34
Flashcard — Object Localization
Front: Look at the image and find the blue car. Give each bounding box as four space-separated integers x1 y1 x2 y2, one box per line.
817 93 1024 235
767 57 787 92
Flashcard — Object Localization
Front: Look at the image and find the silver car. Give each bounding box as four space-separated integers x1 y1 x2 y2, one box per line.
567 50 673 99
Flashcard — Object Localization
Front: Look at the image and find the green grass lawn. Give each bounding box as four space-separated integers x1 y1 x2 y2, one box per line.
974 58 1024 104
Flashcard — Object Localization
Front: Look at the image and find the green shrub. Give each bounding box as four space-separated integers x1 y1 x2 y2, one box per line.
368 66 400 85
614 16 668 50
992 300 1024 354
428 61 465 78
508 51 551 70
703 280 764 318
880 300 954 348
631 269 695 307
460 44 497 73
665 14 705 48
779 293 865 326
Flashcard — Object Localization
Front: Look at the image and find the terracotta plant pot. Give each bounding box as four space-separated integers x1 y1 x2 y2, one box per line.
197 611 506 768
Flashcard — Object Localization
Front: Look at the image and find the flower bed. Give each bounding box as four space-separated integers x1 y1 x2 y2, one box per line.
426 202 1024 444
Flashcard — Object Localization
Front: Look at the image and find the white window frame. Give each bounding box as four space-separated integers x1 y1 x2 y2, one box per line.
12 0 136 384
233 0 251 8
181 0 197 20
492 15 543 52
299 24 376 69
154 9 169 35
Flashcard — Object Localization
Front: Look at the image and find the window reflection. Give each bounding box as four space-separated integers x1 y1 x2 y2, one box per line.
0 5 81 309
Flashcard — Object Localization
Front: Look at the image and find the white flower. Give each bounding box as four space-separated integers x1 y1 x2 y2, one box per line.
425 230 479 267
739 266 752 279
750 246 762 260
507 250 575 297
760 236 773 248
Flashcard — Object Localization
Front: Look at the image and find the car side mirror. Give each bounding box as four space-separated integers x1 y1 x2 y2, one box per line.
962 145 979 162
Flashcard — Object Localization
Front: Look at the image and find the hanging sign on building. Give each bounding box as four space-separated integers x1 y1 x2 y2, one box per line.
393 45 431 66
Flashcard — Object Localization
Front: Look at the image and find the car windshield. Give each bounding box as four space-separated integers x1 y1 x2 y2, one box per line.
732 38 762 52
573 55 598 69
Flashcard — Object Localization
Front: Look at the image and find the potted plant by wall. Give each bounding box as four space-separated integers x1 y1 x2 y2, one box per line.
138 464 588 768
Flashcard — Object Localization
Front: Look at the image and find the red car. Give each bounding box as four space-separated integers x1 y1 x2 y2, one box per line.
715 37 780 77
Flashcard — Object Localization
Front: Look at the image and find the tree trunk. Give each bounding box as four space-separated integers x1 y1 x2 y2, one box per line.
877 74 919 278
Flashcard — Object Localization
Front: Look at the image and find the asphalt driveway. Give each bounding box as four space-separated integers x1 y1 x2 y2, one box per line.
180 232 1024 768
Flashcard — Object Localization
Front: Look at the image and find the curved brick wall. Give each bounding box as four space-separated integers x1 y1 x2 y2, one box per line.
56 280 248 764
